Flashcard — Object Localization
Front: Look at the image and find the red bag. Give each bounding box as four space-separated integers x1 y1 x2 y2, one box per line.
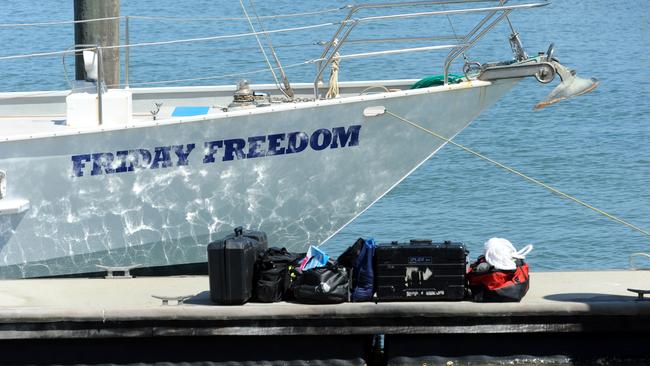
466 256 529 302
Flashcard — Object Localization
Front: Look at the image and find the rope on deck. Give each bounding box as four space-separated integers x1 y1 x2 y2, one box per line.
383 109 650 239
325 40 341 99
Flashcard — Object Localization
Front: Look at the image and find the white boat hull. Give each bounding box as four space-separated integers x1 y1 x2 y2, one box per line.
0 79 518 278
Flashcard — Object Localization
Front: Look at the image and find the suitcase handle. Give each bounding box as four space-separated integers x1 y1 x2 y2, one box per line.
234 226 244 237
410 239 433 244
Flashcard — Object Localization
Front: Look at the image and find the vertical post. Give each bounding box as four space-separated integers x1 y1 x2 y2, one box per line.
97 47 104 125
74 0 120 88
124 15 130 88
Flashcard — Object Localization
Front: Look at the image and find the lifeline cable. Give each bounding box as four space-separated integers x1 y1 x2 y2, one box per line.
0 22 336 61
127 7 347 23
0 16 122 28
0 7 347 28
0 60 314 102
383 109 650 238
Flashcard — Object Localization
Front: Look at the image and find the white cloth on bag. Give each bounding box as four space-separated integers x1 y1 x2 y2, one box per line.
483 237 533 270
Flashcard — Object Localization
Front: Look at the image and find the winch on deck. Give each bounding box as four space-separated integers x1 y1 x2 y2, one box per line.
228 79 271 110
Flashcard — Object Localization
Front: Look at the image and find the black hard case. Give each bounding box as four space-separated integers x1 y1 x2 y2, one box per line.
223 226 268 250
208 227 268 305
375 240 467 301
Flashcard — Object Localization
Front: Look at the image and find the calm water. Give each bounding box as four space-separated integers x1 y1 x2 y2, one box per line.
1 1 649 270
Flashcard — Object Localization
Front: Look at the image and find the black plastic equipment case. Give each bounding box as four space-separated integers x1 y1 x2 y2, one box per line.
208 227 268 305
375 240 467 301
223 226 268 251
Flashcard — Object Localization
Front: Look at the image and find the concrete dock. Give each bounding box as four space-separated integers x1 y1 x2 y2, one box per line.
1 270 649 365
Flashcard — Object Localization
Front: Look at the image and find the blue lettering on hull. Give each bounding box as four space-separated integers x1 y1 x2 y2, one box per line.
71 125 361 177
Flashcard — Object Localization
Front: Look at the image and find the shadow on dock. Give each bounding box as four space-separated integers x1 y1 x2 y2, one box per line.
544 293 637 302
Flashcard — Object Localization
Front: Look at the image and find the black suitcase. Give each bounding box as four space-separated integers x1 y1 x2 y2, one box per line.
375 240 467 301
223 226 268 254
208 227 268 305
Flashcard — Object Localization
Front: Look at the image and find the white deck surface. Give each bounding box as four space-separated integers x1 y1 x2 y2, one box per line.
0 114 162 141
0 116 69 139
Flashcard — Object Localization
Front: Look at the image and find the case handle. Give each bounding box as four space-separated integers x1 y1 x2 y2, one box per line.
234 226 244 237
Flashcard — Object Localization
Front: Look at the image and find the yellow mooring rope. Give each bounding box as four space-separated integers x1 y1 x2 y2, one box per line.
384 110 650 238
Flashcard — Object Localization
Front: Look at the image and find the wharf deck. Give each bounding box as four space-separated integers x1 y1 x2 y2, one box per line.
1 271 650 365
0 270 649 339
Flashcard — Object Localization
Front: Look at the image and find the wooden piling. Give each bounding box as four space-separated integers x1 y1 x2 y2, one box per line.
74 0 120 88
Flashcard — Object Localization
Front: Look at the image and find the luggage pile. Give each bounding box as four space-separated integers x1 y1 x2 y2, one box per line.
208 227 351 305
208 227 532 304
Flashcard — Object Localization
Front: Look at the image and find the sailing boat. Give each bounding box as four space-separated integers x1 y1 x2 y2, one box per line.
0 0 597 278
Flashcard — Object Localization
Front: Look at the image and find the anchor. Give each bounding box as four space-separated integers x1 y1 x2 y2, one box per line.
533 44 600 109
476 43 599 110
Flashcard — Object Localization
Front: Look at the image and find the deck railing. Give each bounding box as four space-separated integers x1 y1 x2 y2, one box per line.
0 0 549 103
313 0 549 97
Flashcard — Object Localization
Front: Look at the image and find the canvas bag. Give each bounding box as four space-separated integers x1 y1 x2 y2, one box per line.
292 263 349 304
466 256 530 302
254 247 303 302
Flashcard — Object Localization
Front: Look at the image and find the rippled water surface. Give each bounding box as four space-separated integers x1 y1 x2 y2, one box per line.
1 0 649 270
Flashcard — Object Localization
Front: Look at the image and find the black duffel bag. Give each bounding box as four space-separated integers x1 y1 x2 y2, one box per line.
292 263 349 304
254 247 303 303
